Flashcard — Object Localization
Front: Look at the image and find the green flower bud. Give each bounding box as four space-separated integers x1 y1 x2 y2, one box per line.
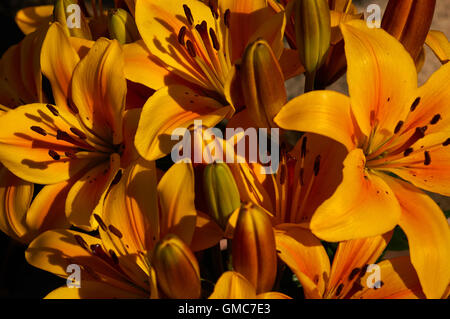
108 8 140 44
203 162 241 229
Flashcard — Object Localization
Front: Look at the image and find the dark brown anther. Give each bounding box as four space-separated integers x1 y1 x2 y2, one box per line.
30 126 47 136
74 234 88 250
443 138 450 146
186 40 197 57
183 4 194 25
224 9 231 28
410 97 421 112
109 249 119 264
56 130 72 142
209 28 220 51
394 121 404 134
403 148 413 157
335 283 344 296
111 170 123 185
313 155 321 176
279 164 286 185
90 244 109 261
301 136 307 159
424 151 431 166
70 127 87 140
48 150 60 161
108 224 123 239
349 268 361 280
430 114 441 125
65 151 77 159
46 104 59 116
93 213 108 231
178 26 187 45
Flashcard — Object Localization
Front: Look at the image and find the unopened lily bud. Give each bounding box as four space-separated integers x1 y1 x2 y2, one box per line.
53 0 92 39
241 39 286 129
152 234 201 299
203 162 241 229
294 0 331 76
382 0 436 61
108 8 140 44
232 203 277 293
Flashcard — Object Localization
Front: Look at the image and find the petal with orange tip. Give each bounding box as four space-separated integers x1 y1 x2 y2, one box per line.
383 175 450 299
426 30 450 64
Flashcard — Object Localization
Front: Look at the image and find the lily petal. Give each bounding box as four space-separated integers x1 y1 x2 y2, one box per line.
0 103 93 184
15 5 54 35
190 211 224 252
355 256 425 299
426 30 450 64
274 90 358 152
0 165 34 243
71 38 126 144
325 233 391 298
275 224 330 299
340 20 417 141
209 271 257 299
157 162 197 245
383 175 450 299
310 149 401 241
65 154 121 230
134 85 232 161
41 23 81 111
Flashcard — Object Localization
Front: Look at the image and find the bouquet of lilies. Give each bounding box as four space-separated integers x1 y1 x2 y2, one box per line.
0 0 449 299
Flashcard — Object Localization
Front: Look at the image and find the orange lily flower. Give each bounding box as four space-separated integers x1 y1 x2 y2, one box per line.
275 226 436 299
25 161 219 298
274 20 450 298
0 22 139 231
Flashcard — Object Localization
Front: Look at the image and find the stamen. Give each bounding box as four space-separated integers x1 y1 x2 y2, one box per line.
410 97 421 112
424 151 431 166
108 225 123 239
394 121 404 134
224 9 231 28
335 283 344 297
46 104 59 116
65 151 77 159
186 40 197 57
109 249 119 264
30 126 47 136
430 114 441 125
56 130 72 142
313 155 321 176
443 138 450 146
349 268 361 280
301 136 307 159
70 127 87 140
183 4 194 26
178 26 187 45
48 150 60 161
403 148 413 157
74 234 89 250
209 28 220 51
93 213 108 231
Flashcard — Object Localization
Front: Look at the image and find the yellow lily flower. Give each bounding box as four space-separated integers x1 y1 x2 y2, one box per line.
15 5 54 35
275 226 435 299
209 271 291 299
274 20 450 298
229 133 347 227
25 161 215 299
0 22 139 231
131 0 286 101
